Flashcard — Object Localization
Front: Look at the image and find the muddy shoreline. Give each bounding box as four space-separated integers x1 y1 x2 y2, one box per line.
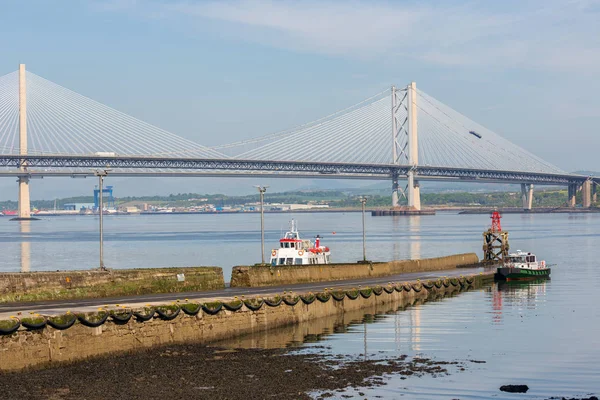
0 343 468 400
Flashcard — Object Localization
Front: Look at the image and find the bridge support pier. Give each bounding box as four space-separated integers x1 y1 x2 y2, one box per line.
582 179 592 208
568 183 577 208
17 63 32 220
391 173 399 208
407 172 421 210
593 182 597 205
520 183 534 211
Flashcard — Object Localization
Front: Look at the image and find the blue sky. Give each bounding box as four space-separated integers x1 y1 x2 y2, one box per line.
0 0 599 198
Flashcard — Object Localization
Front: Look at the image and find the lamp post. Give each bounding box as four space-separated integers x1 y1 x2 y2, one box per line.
94 169 110 270
254 185 268 264
359 196 367 262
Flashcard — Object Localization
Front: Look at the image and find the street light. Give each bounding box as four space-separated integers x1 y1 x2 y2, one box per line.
94 169 111 270
358 196 368 262
254 185 269 264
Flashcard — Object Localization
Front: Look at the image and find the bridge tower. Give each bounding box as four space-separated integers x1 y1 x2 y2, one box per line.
18 64 32 220
391 82 421 210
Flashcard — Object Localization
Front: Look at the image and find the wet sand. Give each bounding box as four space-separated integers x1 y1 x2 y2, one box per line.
0 343 465 400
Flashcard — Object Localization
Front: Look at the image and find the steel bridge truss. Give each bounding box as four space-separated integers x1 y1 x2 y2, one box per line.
0 155 586 185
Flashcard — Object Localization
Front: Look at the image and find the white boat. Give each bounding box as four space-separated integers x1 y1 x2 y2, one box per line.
270 220 331 266
497 250 550 280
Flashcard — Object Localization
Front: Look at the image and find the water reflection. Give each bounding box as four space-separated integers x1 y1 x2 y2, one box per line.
489 279 549 324
20 221 31 273
390 215 422 260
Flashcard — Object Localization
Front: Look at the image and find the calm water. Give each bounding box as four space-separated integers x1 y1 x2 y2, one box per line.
2 212 599 398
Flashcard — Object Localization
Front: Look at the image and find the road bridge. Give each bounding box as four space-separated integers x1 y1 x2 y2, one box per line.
0 65 595 217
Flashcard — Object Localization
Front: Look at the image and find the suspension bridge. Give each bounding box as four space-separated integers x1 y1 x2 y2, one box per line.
0 65 597 219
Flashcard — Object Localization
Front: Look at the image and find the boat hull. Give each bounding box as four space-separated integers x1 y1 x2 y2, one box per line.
496 267 551 281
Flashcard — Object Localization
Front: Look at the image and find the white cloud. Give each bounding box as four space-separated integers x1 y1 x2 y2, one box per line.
96 0 600 73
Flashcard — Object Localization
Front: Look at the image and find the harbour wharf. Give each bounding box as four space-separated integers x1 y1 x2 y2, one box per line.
0 264 494 372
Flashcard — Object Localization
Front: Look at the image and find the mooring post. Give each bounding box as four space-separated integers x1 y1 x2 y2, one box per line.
18 63 31 219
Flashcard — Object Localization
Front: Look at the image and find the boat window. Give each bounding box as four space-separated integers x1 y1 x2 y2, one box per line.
294 258 302 265
531 256 536 262
286 258 293 265
326 255 330 263
280 243 284 248
278 258 285 265
271 259 276 267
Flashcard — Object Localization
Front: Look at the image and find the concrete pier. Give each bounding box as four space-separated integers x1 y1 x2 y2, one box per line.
593 182 598 205
568 183 577 208
0 269 493 372
18 64 31 220
582 179 592 208
521 183 534 211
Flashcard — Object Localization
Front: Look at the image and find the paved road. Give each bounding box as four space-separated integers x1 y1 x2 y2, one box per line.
0 267 489 317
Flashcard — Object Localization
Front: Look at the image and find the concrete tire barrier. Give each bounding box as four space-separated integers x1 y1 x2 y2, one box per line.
77 312 109 328
46 314 77 330
110 310 133 324
0 275 484 339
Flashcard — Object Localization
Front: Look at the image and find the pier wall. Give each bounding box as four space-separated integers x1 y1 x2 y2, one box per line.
230 253 478 287
0 273 492 371
0 267 225 303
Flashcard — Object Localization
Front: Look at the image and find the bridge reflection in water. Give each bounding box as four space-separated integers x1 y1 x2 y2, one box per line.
20 221 31 273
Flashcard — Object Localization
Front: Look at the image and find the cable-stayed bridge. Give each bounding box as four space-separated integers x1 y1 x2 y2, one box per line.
0 65 596 218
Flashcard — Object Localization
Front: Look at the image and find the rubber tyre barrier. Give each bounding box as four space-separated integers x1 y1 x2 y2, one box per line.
434 280 443 289
346 290 360 300
423 282 434 290
331 292 346 301
403 284 412 292
243 299 264 311
394 285 404 292
316 293 331 303
222 301 243 312
264 297 283 307
133 309 155 322
300 294 316 305
202 303 223 315
77 312 109 328
466 277 475 284
156 307 181 321
383 286 395 294
411 284 423 293
0 319 21 335
359 289 372 299
110 310 133 324
47 314 77 330
180 303 202 316
283 296 300 306
443 280 450 288
372 287 383 296
21 317 47 330
450 278 459 287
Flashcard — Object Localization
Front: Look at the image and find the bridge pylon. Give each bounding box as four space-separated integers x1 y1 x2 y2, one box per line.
17 64 32 220
391 82 421 210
